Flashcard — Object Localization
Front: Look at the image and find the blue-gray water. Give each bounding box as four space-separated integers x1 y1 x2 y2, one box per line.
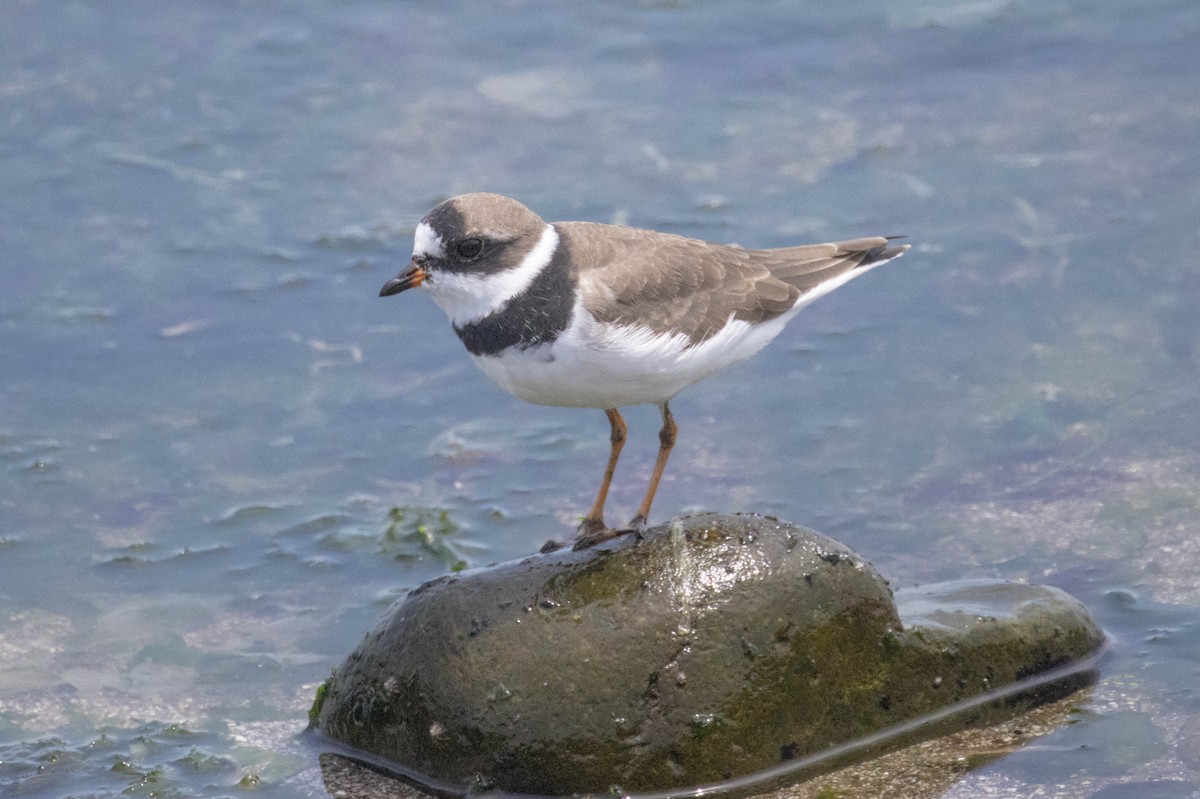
2 1 1198 797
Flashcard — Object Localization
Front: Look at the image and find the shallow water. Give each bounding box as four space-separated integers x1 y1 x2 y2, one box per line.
2 1 1199 797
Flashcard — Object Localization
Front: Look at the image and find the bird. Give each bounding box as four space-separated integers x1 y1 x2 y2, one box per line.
379 193 909 548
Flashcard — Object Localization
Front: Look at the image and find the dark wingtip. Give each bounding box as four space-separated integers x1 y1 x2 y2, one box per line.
868 238 911 265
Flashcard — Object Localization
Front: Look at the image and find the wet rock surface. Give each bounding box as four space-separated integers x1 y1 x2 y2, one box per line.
311 514 1104 795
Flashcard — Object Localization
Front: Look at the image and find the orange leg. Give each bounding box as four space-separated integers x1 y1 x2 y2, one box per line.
577 408 626 537
629 401 677 530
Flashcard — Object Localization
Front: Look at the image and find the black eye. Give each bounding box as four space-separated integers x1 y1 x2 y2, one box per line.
455 238 483 259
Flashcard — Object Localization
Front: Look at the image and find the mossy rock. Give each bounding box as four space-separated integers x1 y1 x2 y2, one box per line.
311 513 1103 795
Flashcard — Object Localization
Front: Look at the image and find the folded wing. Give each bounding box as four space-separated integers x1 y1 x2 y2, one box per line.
565 221 907 345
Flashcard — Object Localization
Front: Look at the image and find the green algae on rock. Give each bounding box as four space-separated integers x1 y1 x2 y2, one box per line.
311 514 1103 795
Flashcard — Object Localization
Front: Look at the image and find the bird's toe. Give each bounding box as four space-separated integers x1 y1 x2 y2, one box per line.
573 525 644 551
539 538 567 554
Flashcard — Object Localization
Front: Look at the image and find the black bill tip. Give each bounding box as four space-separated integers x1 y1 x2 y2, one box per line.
379 264 427 297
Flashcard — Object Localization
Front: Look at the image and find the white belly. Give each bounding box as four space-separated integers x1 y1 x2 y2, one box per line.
469 300 798 409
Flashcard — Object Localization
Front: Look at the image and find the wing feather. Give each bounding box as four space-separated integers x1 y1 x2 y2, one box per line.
559 222 905 345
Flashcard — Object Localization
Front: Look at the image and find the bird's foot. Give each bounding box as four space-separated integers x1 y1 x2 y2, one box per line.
573 527 625 550
544 516 607 553
627 514 648 531
572 520 647 551
573 514 611 550
578 516 608 538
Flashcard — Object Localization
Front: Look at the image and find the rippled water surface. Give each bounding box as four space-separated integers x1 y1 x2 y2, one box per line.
2 1 1199 796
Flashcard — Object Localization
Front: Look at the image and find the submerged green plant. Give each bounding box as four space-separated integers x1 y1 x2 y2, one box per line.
383 507 468 572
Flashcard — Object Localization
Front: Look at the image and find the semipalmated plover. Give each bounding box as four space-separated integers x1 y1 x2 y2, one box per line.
380 193 909 548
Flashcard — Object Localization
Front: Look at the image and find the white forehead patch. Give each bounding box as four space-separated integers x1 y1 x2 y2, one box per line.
413 220 446 259
425 223 559 327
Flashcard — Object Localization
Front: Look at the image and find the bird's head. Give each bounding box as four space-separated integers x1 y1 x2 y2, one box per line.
379 193 556 327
